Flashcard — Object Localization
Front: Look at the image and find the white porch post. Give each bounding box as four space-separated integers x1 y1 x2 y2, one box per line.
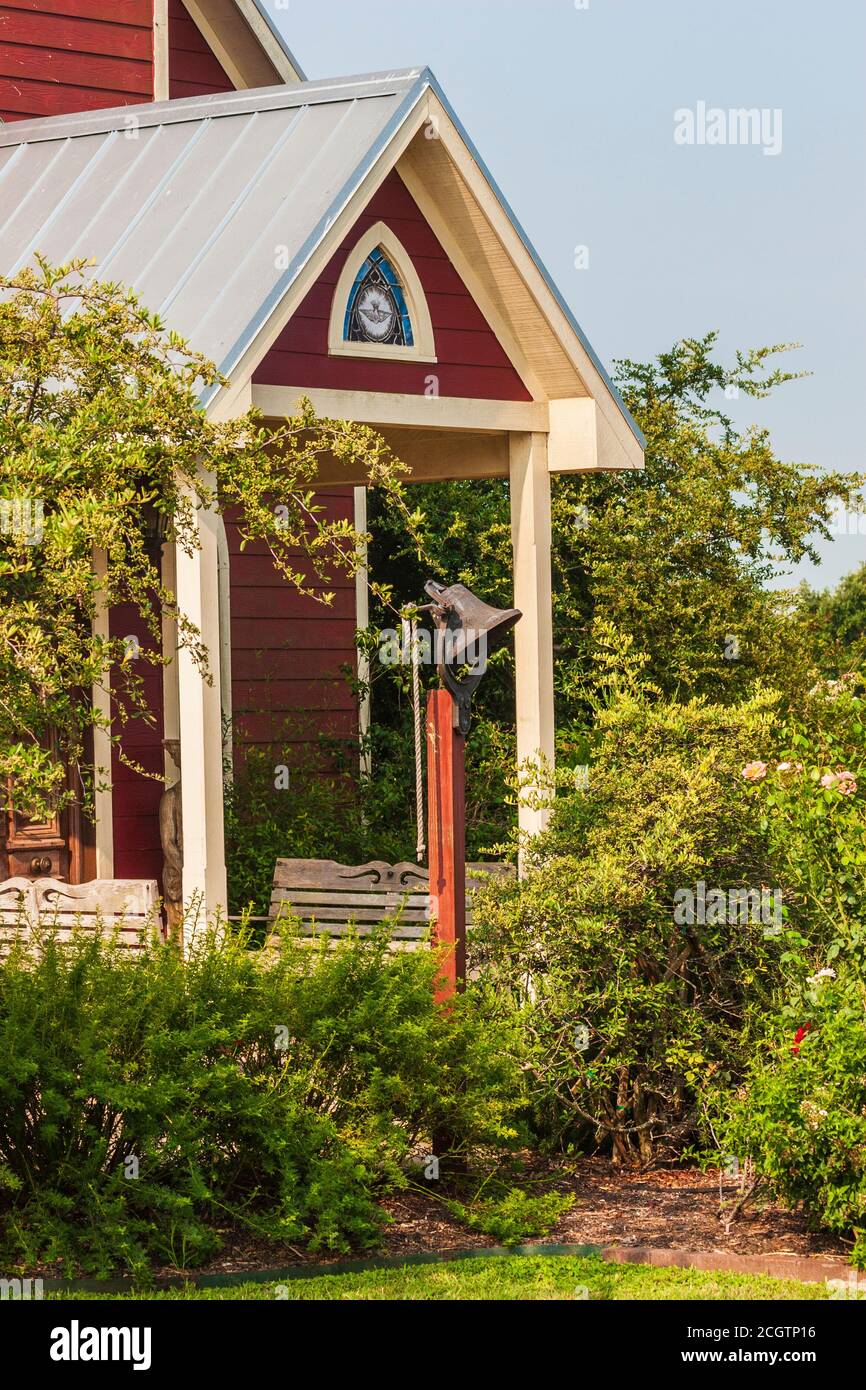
509 431 555 844
174 505 227 945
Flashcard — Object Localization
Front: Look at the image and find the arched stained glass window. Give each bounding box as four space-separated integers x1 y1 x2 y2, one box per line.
343 247 414 348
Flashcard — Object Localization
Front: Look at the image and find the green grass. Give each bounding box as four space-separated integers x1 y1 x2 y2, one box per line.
46 1255 833 1301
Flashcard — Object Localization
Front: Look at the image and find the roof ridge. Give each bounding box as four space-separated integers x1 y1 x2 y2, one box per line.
0 69 430 148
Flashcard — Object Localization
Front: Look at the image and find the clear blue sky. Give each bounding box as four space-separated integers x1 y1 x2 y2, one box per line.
267 0 865 591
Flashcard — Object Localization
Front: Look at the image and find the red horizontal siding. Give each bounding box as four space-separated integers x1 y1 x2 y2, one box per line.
166 80 224 97
225 512 355 577
253 170 531 402
229 554 352 588
112 837 161 866
111 745 164 782
0 0 153 121
0 40 151 93
425 293 496 332
233 711 356 747
168 0 231 98
226 488 358 768
231 586 356 621
3 1 152 24
0 8 152 59
110 779 166 818
257 353 527 399
0 77 148 116
230 616 356 651
167 43 228 86
231 648 353 681
168 11 209 51
234 680 355 713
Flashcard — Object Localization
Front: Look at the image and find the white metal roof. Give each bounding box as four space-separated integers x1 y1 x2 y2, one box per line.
0 72 425 403
0 67 643 447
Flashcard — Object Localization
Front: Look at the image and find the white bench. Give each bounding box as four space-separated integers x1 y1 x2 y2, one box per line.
0 877 160 954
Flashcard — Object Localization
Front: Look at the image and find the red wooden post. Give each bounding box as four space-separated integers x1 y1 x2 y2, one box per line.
426 688 466 1001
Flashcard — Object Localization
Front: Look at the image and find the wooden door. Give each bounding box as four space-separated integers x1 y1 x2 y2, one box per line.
1 746 87 883
3 795 69 880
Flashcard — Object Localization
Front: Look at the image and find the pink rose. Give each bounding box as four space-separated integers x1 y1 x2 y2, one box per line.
821 768 857 796
742 761 768 782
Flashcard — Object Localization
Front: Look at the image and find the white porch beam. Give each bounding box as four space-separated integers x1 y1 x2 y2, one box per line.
548 397 643 474
174 507 227 943
251 383 548 435
253 386 639 478
547 398 599 472
509 432 555 844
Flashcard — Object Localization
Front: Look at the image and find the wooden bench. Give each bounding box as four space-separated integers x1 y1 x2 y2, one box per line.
0 877 160 954
266 858 513 943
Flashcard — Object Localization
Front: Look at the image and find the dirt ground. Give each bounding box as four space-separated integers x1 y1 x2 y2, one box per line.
156 1157 849 1278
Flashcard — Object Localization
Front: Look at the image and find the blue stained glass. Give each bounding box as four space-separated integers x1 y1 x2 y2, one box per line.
343 246 414 347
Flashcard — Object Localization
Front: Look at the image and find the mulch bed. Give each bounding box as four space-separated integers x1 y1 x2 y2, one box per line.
144 1156 849 1280
543 1157 847 1258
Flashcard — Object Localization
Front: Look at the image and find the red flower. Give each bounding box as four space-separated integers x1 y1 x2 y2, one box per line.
792 1022 813 1055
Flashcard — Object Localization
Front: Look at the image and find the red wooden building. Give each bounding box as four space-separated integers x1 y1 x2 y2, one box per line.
0 1 643 926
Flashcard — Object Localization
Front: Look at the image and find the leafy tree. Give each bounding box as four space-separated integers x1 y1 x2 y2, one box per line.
370 333 862 724
556 335 862 711
0 257 418 821
799 562 866 675
363 333 862 848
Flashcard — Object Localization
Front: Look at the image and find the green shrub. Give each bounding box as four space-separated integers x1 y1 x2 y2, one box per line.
713 681 866 1261
0 924 523 1276
448 1189 574 1246
471 678 782 1161
722 950 866 1267
750 682 866 941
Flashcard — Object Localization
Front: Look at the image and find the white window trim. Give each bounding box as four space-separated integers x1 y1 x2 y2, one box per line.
328 221 437 363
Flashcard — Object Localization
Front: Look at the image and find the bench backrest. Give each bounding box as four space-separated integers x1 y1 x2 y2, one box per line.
269 858 512 940
0 877 160 953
